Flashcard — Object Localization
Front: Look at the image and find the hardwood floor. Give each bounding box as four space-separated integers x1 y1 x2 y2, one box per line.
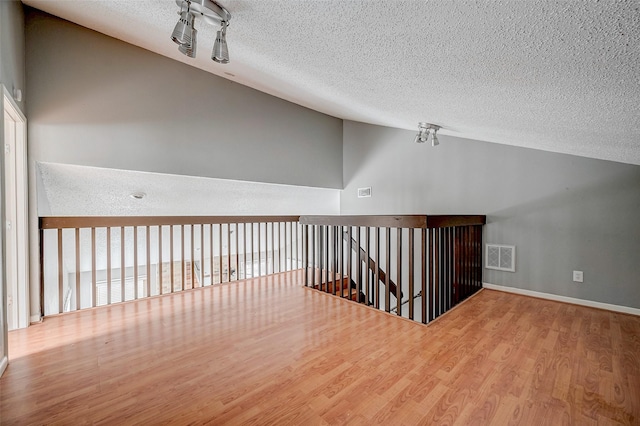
1 270 639 425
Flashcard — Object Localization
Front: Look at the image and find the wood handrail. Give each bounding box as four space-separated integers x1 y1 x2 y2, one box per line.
342 231 401 299
40 215 301 229
300 215 486 228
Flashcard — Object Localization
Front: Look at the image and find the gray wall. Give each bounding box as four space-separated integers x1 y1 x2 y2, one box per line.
0 0 26 114
25 9 343 189
341 120 640 309
0 0 26 370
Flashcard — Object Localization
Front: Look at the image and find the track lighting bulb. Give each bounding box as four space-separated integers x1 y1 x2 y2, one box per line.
171 7 194 46
212 21 229 63
179 27 197 58
431 130 439 147
415 122 429 143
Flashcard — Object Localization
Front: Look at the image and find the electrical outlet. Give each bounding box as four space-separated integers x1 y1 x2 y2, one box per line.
573 270 583 283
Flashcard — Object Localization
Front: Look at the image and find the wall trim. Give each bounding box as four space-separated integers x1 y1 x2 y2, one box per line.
30 314 42 324
0 356 7 377
483 282 640 316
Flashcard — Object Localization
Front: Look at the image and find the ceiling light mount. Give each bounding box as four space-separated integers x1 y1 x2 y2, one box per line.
171 0 231 63
415 122 441 147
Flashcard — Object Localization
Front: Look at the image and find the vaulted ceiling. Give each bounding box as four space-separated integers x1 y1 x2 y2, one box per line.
22 0 640 165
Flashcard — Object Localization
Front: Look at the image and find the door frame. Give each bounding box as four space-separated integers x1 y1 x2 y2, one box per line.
1 84 29 346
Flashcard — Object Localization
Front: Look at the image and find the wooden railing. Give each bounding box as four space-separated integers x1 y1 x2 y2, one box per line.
39 216 300 316
299 215 486 324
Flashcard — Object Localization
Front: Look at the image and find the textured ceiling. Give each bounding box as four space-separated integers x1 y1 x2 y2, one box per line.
23 0 640 165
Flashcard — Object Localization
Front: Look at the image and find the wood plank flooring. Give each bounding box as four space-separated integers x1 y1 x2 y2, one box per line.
1 270 639 425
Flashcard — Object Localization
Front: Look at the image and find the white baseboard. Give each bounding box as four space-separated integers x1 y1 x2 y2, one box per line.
30 314 42 324
483 282 640 316
0 356 7 377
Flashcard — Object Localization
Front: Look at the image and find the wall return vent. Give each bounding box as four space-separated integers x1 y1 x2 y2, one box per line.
486 244 516 272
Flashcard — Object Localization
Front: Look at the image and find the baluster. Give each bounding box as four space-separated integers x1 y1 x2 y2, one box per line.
57 228 63 313
107 227 111 305
408 228 414 320
396 228 402 315
91 227 96 307
421 228 427 324
375 227 380 309
385 227 390 312
76 228 81 310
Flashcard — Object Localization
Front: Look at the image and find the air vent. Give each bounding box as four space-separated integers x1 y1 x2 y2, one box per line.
357 187 372 198
486 244 516 272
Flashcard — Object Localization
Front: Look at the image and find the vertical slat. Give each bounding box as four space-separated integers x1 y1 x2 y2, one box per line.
311 225 316 287
210 224 214 284
227 223 232 281
454 227 461 305
434 228 440 318
146 225 151 296
304 225 309 287
294 222 298 269
235 223 239 279
396 228 402 315
91 227 96 308
106 227 111 305
244 223 248 278
339 226 345 297
134 226 139 298
121 227 126 299
476 225 482 289
325 225 329 291
159 225 163 294
278 222 282 273
39 227 45 316
374 227 380 309
170 225 175 292
57 228 63 313
347 226 353 300
181 224 185 290
75 228 81 310
385 227 390 312
421 228 427 324
191 224 195 288
464 226 469 298
428 228 434 321
408 228 414 320
365 226 370 305
270 222 275 275
333 226 338 295
250 223 254 278
257 223 261 277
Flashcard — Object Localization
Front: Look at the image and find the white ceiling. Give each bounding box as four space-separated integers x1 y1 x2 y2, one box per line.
23 0 640 165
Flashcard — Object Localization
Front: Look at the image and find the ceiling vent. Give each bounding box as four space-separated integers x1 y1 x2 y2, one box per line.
486 244 515 272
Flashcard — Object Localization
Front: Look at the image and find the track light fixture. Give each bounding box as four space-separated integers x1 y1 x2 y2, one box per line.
414 123 441 147
171 0 231 63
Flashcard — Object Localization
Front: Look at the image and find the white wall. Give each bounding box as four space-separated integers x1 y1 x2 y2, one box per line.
341 120 640 310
